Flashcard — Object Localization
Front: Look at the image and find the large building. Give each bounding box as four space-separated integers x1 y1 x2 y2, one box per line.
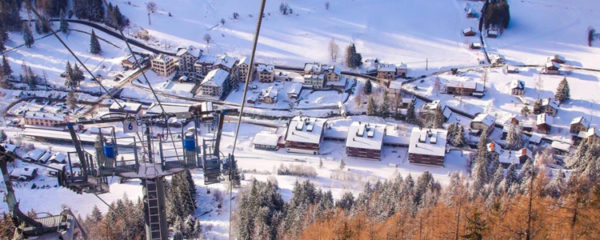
22 111 67 127
197 69 230 98
470 113 496 136
285 117 327 154
345 122 386 160
408 128 447 166
176 47 201 80
151 54 177 76
256 64 275 82
236 56 251 82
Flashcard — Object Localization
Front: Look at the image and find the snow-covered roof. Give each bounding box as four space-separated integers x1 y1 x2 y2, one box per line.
529 133 543 144
583 127 599 138
288 83 303 96
304 74 324 80
201 69 229 87
549 54 565 62
389 80 402 90
377 63 396 72
146 102 191 116
408 128 447 157
570 116 589 126
196 54 218 65
286 116 327 145
304 63 321 73
253 131 279 147
49 152 66 163
551 141 570 152
176 47 201 58
423 100 443 111
463 27 475 34
26 149 46 161
109 102 141 113
510 79 525 89
238 56 250 66
256 64 274 73
24 111 66 122
542 98 558 109
153 54 172 63
545 61 560 69
261 86 278 99
472 113 496 127
2 144 16 153
446 80 481 90
346 122 386 150
10 167 37 178
217 55 238 69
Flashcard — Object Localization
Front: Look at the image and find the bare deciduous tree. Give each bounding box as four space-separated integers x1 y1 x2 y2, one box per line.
328 38 339 62
203 33 212 53
146 2 157 25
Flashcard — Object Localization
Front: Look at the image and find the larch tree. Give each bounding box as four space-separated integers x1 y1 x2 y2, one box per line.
366 95 377 116
555 77 570 104
462 208 487 240
328 38 339 62
90 30 101 54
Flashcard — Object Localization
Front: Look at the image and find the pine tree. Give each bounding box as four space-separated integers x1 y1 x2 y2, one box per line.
64 61 74 88
73 64 84 84
432 106 445 129
229 156 241 187
59 10 69 33
406 100 418 125
336 192 354 211
505 123 523 150
0 23 7 52
2 56 12 77
472 130 489 196
26 66 36 89
90 30 101 54
380 93 391 117
22 23 34 48
366 95 377 116
462 208 487 240
555 77 570 103
345 44 362 68
364 80 372 94
66 89 77 109
448 123 466 147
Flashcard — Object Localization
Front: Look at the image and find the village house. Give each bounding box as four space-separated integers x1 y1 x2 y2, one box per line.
551 141 571 155
196 69 230 99
463 27 476 36
322 65 342 82
194 55 219 78
490 54 505 65
256 64 275 82
108 101 142 117
487 29 499 38
377 63 397 81
510 79 525 95
121 53 149 70
287 83 303 100
470 42 482 49
345 122 386 160
543 61 560 74
536 113 551 134
444 81 485 97
470 113 496 136
570 116 589 134
541 98 558 116
285 116 327 154
549 54 566 64
253 131 280 151
420 100 451 121
150 54 177 77
304 62 322 75
303 74 325 89
408 128 448 166
214 55 238 72
10 167 38 181
235 57 251 82
22 111 67 127
259 86 278 104
487 142 532 168
176 47 201 80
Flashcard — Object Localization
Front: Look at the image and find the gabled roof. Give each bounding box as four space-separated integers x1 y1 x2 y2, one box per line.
238 56 250 66
472 113 496 127
546 61 560 69
152 54 172 63
261 86 278 99
542 98 558 109
346 122 386 150
109 101 141 113
201 69 229 87
510 79 525 89
304 62 322 73
377 63 396 72
176 47 201 58
570 116 589 126
24 111 66 122
253 131 279 146
256 64 274 73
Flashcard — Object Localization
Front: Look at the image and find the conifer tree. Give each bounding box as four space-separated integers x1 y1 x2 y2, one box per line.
23 23 34 48
90 30 101 54
64 61 74 88
59 10 69 33
364 79 372 94
66 89 77 109
380 93 390 117
505 123 523 150
2 56 12 77
228 156 241 187
555 77 570 103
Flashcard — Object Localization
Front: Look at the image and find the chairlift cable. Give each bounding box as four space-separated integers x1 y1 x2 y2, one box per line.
228 0 267 239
